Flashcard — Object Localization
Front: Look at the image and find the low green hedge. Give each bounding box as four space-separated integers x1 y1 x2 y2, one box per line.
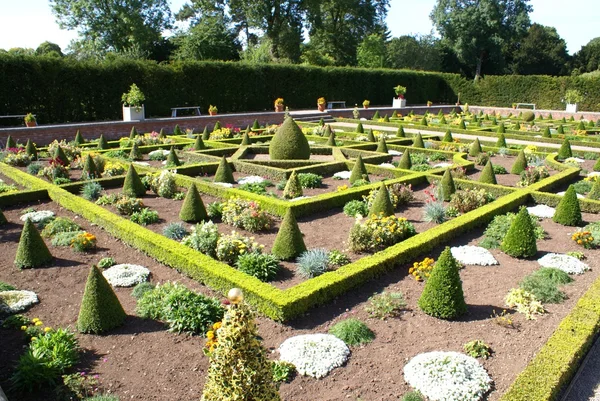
0 188 49 206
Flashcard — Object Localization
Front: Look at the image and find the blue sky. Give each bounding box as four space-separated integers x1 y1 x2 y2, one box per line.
1 0 598 54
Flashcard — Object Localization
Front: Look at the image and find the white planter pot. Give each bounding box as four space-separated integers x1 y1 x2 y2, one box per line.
393 98 406 108
566 103 578 113
123 105 145 121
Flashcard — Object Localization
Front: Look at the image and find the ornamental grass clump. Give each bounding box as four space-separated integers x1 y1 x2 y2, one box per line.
163 222 188 240
479 161 497 184
214 155 235 184
236 253 280 282
349 155 369 184
553 185 582 226
179 183 207 222
501 207 538 258
15 219 53 269
519 269 569 304
77 265 126 334
122 165 146 197
369 182 395 217
511 150 528 174
271 209 306 261
269 117 310 160
283 170 303 199
329 318 374 346
297 249 329 278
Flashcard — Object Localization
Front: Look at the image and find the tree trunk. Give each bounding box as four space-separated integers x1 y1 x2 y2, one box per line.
475 53 484 81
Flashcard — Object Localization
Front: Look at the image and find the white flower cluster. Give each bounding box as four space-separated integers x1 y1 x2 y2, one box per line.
214 182 234 188
379 163 396 169
403 351 492 401
333 171 352 180
538 253 590 274
587 172 600 179
289 196 312 202
279 334 350 379
102 264 150 287
308 141 317 145
565 157 585 163
433 162 454 169
0 290 39 314
527 205 555 219
450 246 498 266
149 149 170 157
557 191 584 199
133 161 151 166
20 210 54 223
237 176 265 185
388 150 402 156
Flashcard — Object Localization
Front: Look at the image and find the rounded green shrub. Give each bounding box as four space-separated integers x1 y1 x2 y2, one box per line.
522 111 535 122
132 282 155 300
501 207 538 258
369 182 395 217
479 161 497 184
214 155 235 184
349 155 369 184
122 165 146 197
271 209 306 261
329 318 374 346
511 150 528 174
557 139 572 160
343 200 368 217
553 185 582 226
412 133 425 148
179 183 207 222
269 117 310 160
15 218 53 269
283 170 303 199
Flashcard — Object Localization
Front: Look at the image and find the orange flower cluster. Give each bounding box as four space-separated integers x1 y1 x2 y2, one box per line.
572 231 594 249
408 257 435 281
204 321 222 353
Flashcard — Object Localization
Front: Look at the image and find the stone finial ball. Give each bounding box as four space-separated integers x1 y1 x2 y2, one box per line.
228 288 244 304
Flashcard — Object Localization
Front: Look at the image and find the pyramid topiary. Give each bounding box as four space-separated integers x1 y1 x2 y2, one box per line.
269 117 310 160
202 290 280 401
553 185 582 226
511 150 528 174
577 121 586 130
252 119 260 130
440 115 448 125
349 154 369 184
501 207 538 258
244 125 251 135
593 157 600 172
324 125 333 137
376 135 388 153
497 122 505 134
397 126 405 137
418 247 467 319
213 121 222 131
392 110 399 118
366 129 376 142
77 265 126 334
326 131 336 146
372 110 380 120
129 142 142 160
557 125 564 134
129 126 138 139
166 147 181 167
158 128 166 139
122 164 146 197
0 208 6 226
369 182 394 217
469 138 482 156
542 127 551 138
14 218 53 269
25 139 37 160
194 135 206 150
271 209 306 260
479 161 497 184
5 135 16 150
82 154 99 179
356 122 364 133
240 131 250 146
383 114 390 122
420 116 428 126
318 118 324 126
514 122 521 130
53 145 69 165
589 120 596 128
458 119 466 130
557 138 572 160
442 130 453 142
202 126 210 140
283 170 303 199
440 169 455 201
97 134 108 150
173 124 183 135
74 130 85 145
496 133 507 148
587 179 600 200
412 133 425 148
398 149 412 169
214 155 235 184
491 117 497 125
179 183 207 222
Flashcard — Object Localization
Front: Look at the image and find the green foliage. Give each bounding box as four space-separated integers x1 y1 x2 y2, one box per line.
122 165 146 197
179 183 207 222
449 188 494 214
557 139 573 160
283 171 303 199
131 282 155 300
588 179 600 200
328 249 350 267
356 122 364 133
271 361 296 383
297 173 322 188
166 147 181 167
130 208 159 225
41 217 80 238
129 142 142 161
412 133 425 148
519 270 567 304
542 127 552 138
423 201 447 224
15 218 53 269
221 197 272 232
553 185 582 226
81 181 103 201
397 149 412 169
77 265 126 334
573 180 592 195
401 392 425 401
365 291 407 319
236 253 281 282
481 211 545 249
349 213 416 253
297 248 329 278
51 231 84 247
329 318 374 346
397 126 406 137
349 154 369 184
497 122 506 133
511 150 528 174
271 209 306 261
464 340 492 359
216 232 262 265
440 169 455 201
97 257 116 269
27 162 43 175
163 222 188 241
501 208 538 258
593 157 600 172
343 200 368 218
496 133 507 148
115 196 143 216
442 130 453 142
418 247 467 319
194 135 206 150
269 117 310 160
469 138 482 156
182 221 220 258
522 111 535 122
376 136 388 153
479 161 497 184
214 156 235 184
97 134 108 150
369 182 395 217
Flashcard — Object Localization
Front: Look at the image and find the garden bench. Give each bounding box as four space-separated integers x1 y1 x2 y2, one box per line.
327 101 346 109
170 106 201 117
516 103 536 110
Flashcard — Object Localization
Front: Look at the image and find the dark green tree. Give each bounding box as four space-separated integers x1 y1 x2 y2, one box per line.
509 24 569 75
269 117 310 160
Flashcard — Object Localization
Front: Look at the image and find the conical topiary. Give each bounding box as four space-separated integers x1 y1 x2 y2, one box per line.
372 110 380 120
202 126 210 140
179 183 207 222
129 126 138 139
587 179 600 200
74 130 85 145
25 139 37 160
458 119 466 130
514 122 521 130
383 114 390 122
593 158 600 172
440 169 455 201
376 136 388 153
326 131 336 146
590 120 596 128
173 124 183 135
166 147 181 167
214 155 235 184
194 135 206 150
397 126 405 137
398 149 412 169
82 154 99 180
213 121 222 131
283 170 303 199
53 145 69 165
511 150 528 174
356 122 364 133
542 127 551 138
479 161 497 184
497 122 505 134
14 218 53 269
77 265 126 334
129 142 142 160
557 138 572 160
252 119 260 130
324 125 333 137
577 121 586 130
349 154 369 184
369 182 394 217
318 118 324 127
98 134 108 150
122 164 146 197
420 116 428 126
496 133 507 148
553 185 582 226
0 208 6 226
501 207 538 258
269 117 310 160
244 125 251 135
240 131 250 146
469 138 482 156
442 130 453 142
440 115 448 125
491 117 497 125
418 247 467 319
557 125 565 135
5 135 16 150
271 209 306 260
366 129 376 142
158 128 166 139
412 133 425 148
201 290 281 401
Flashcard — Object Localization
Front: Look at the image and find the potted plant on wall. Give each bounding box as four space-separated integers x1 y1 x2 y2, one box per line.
208 105 218 116
121 83 145 121
393 85 407 108
274 98 284 112
427 100 433 107
24 113 37 127
317 97 326 112
362 100 370 109
564 89 583 113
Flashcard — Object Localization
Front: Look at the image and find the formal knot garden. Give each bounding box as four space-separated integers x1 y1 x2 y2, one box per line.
2 107 600 400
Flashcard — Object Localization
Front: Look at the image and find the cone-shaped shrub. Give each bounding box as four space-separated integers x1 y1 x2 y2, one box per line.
245 125 251 135
557 125 564 134
214 156 235 184
439 115 448 125
383 114 390 122
440 169 455 201
497 122 505 134
589 120 596 128
553 185 582 226
398 149 412 169
202 126 210 140
420 116 428 126
557 138 572 160
252 119 260 130
511 150 528 174
349 155 369 184
129 142 142 160
213 121 222 131
442 130 453 142
25 139 37 160
326 131 336 146
179 183 207 222
397 126 405 137
412 133 424 148
577 121 586 130
77 265 126 334
356 122 364 133
283 170 303 199
376 136 388 153
158 128 166 138
318 118 324 126
501 207 538 258
587 180 600 200
98 134 108 150
366 129 376 142
53 145 69 165
392 110 399 118
14 218 53 269
514 122 521 130
593 157 600 172
271 209 306 260
491 117 497 125
458 119 466 130
542 127 552 138
479 161 497 184
240 131 250 146
166 147 181 167
74 130 85 145
83 154 99 179
469 138 482 156
269 117 310 160
193 135 206 150
324 125 333 137
173 124 183 135
202 293 280 401
129 126 138 139
0 208 6 225
496 133 507 148
122 165 146 197
369 182 394 217
5 135 16 149
418 247 467 319
372 110 380 120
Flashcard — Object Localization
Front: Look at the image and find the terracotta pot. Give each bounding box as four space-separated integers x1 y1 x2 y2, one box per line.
363 106 369 109
25 121 37 127
318 104 326 112
209 111 217 116
275 104 284 112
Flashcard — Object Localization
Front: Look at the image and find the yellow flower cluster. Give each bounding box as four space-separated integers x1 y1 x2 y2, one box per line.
573 129 588 136
523 145 537 154
337 185 348 192
210 128 234 140
204 321 222 352
408 257 435 281
572 231 594 249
